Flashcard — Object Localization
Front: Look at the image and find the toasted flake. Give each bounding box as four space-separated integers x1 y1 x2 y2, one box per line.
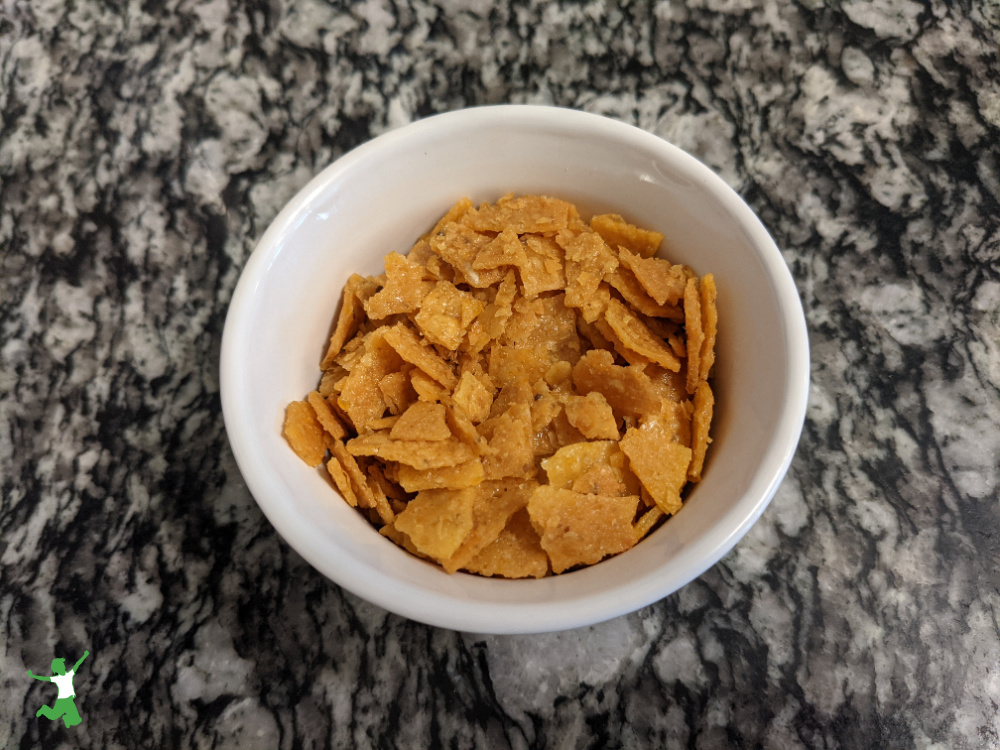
428 197 474 237
541 440 620 489
634 506 665 541
620 424 691 515
379 370 417 415
564 392 619 440
558 230 618 323
463 194 572 234
430 222 506 288
410 369 450 402
365 465 396 524
364 252 435 320
689 381 714 482
590 213 663 258
699 273 718 382
571 464 627 496
684 277 703 395
473 228 528 271
330 439 378 510
283 400 327 467
528 486 640 573
608 267 684 320
464 509 550 578
520 235 566 299
380 523 427 558
415 280 485 350
337 332 402 430
320 274 375 368
544 360 573 386
366 415 401 432
451 371 494 423
617 248 687 306
393 487 477 561
480 404 534 480
326 456 357 506
397 459 486 492
441 480 536 573
390 401 452 441
571 349 661 419
306 390 347 440
605 298 682 372
383 323 457 388
346 432 476 469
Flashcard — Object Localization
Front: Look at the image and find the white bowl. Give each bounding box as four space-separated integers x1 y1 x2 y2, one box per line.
220 105 809 634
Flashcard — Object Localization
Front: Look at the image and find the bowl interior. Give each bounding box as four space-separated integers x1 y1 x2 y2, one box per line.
221 106 808 633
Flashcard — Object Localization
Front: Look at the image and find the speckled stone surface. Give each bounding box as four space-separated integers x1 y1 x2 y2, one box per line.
2 1 999 747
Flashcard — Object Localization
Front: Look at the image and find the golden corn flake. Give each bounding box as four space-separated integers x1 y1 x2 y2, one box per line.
464 508 549 579
699 273 718 383
393 487 477 560
620 424 692 516
326 455 357 506
540 440 620 489
389 401 452 442
617 248 687 306
337 332 402 430
397 459 487 492
689 380 714 482
590 213 663 258
364 252 435 320
564 392 619 440
306 390 347 440
283 400 327 467
451 371 494 424
527 486 640 573
572 349 661 419
604 298 682 372
463 194 573 234
286 194 718 578
382 323 457 389
684 277 704 395
441 479 536 573
346 432 476 469
414 280 485 350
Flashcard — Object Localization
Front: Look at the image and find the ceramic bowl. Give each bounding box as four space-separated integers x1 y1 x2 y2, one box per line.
220 105 809 634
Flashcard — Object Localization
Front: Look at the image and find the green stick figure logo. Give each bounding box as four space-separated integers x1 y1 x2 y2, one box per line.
27 650 89 728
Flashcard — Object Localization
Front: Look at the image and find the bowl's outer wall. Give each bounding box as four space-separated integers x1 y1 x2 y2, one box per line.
221 106 810 633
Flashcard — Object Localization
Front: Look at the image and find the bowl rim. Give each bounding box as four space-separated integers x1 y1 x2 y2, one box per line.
220 104 810 633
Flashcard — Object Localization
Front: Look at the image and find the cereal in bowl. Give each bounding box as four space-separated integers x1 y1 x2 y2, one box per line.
283 194 717 578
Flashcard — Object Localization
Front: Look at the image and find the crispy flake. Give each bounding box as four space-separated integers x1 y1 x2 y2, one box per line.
463 509 549 579
383 323 457 389
620 424 691 515
390 401 452 441
441 480 536 573
617 248 687 306
564 392 619 440
365 252 435 320
326 456 357 506
684 277 703 395
451 371 494 423
414 280 485 350
590 213 663 258
346 432 477 469
699 273 718 382
607 267 684 320
463 194 572 234
307 391 347 440
604 298 682 372
527 486 639 573
688 381 714 482
571 349 661 419
337 332 402 430
283 400 327 467
393 487 477 561
397 459 486 492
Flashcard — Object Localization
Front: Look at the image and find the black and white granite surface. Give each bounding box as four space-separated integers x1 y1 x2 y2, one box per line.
2 0 999 747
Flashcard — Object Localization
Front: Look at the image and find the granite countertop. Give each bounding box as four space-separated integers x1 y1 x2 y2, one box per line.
3 1 999 747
